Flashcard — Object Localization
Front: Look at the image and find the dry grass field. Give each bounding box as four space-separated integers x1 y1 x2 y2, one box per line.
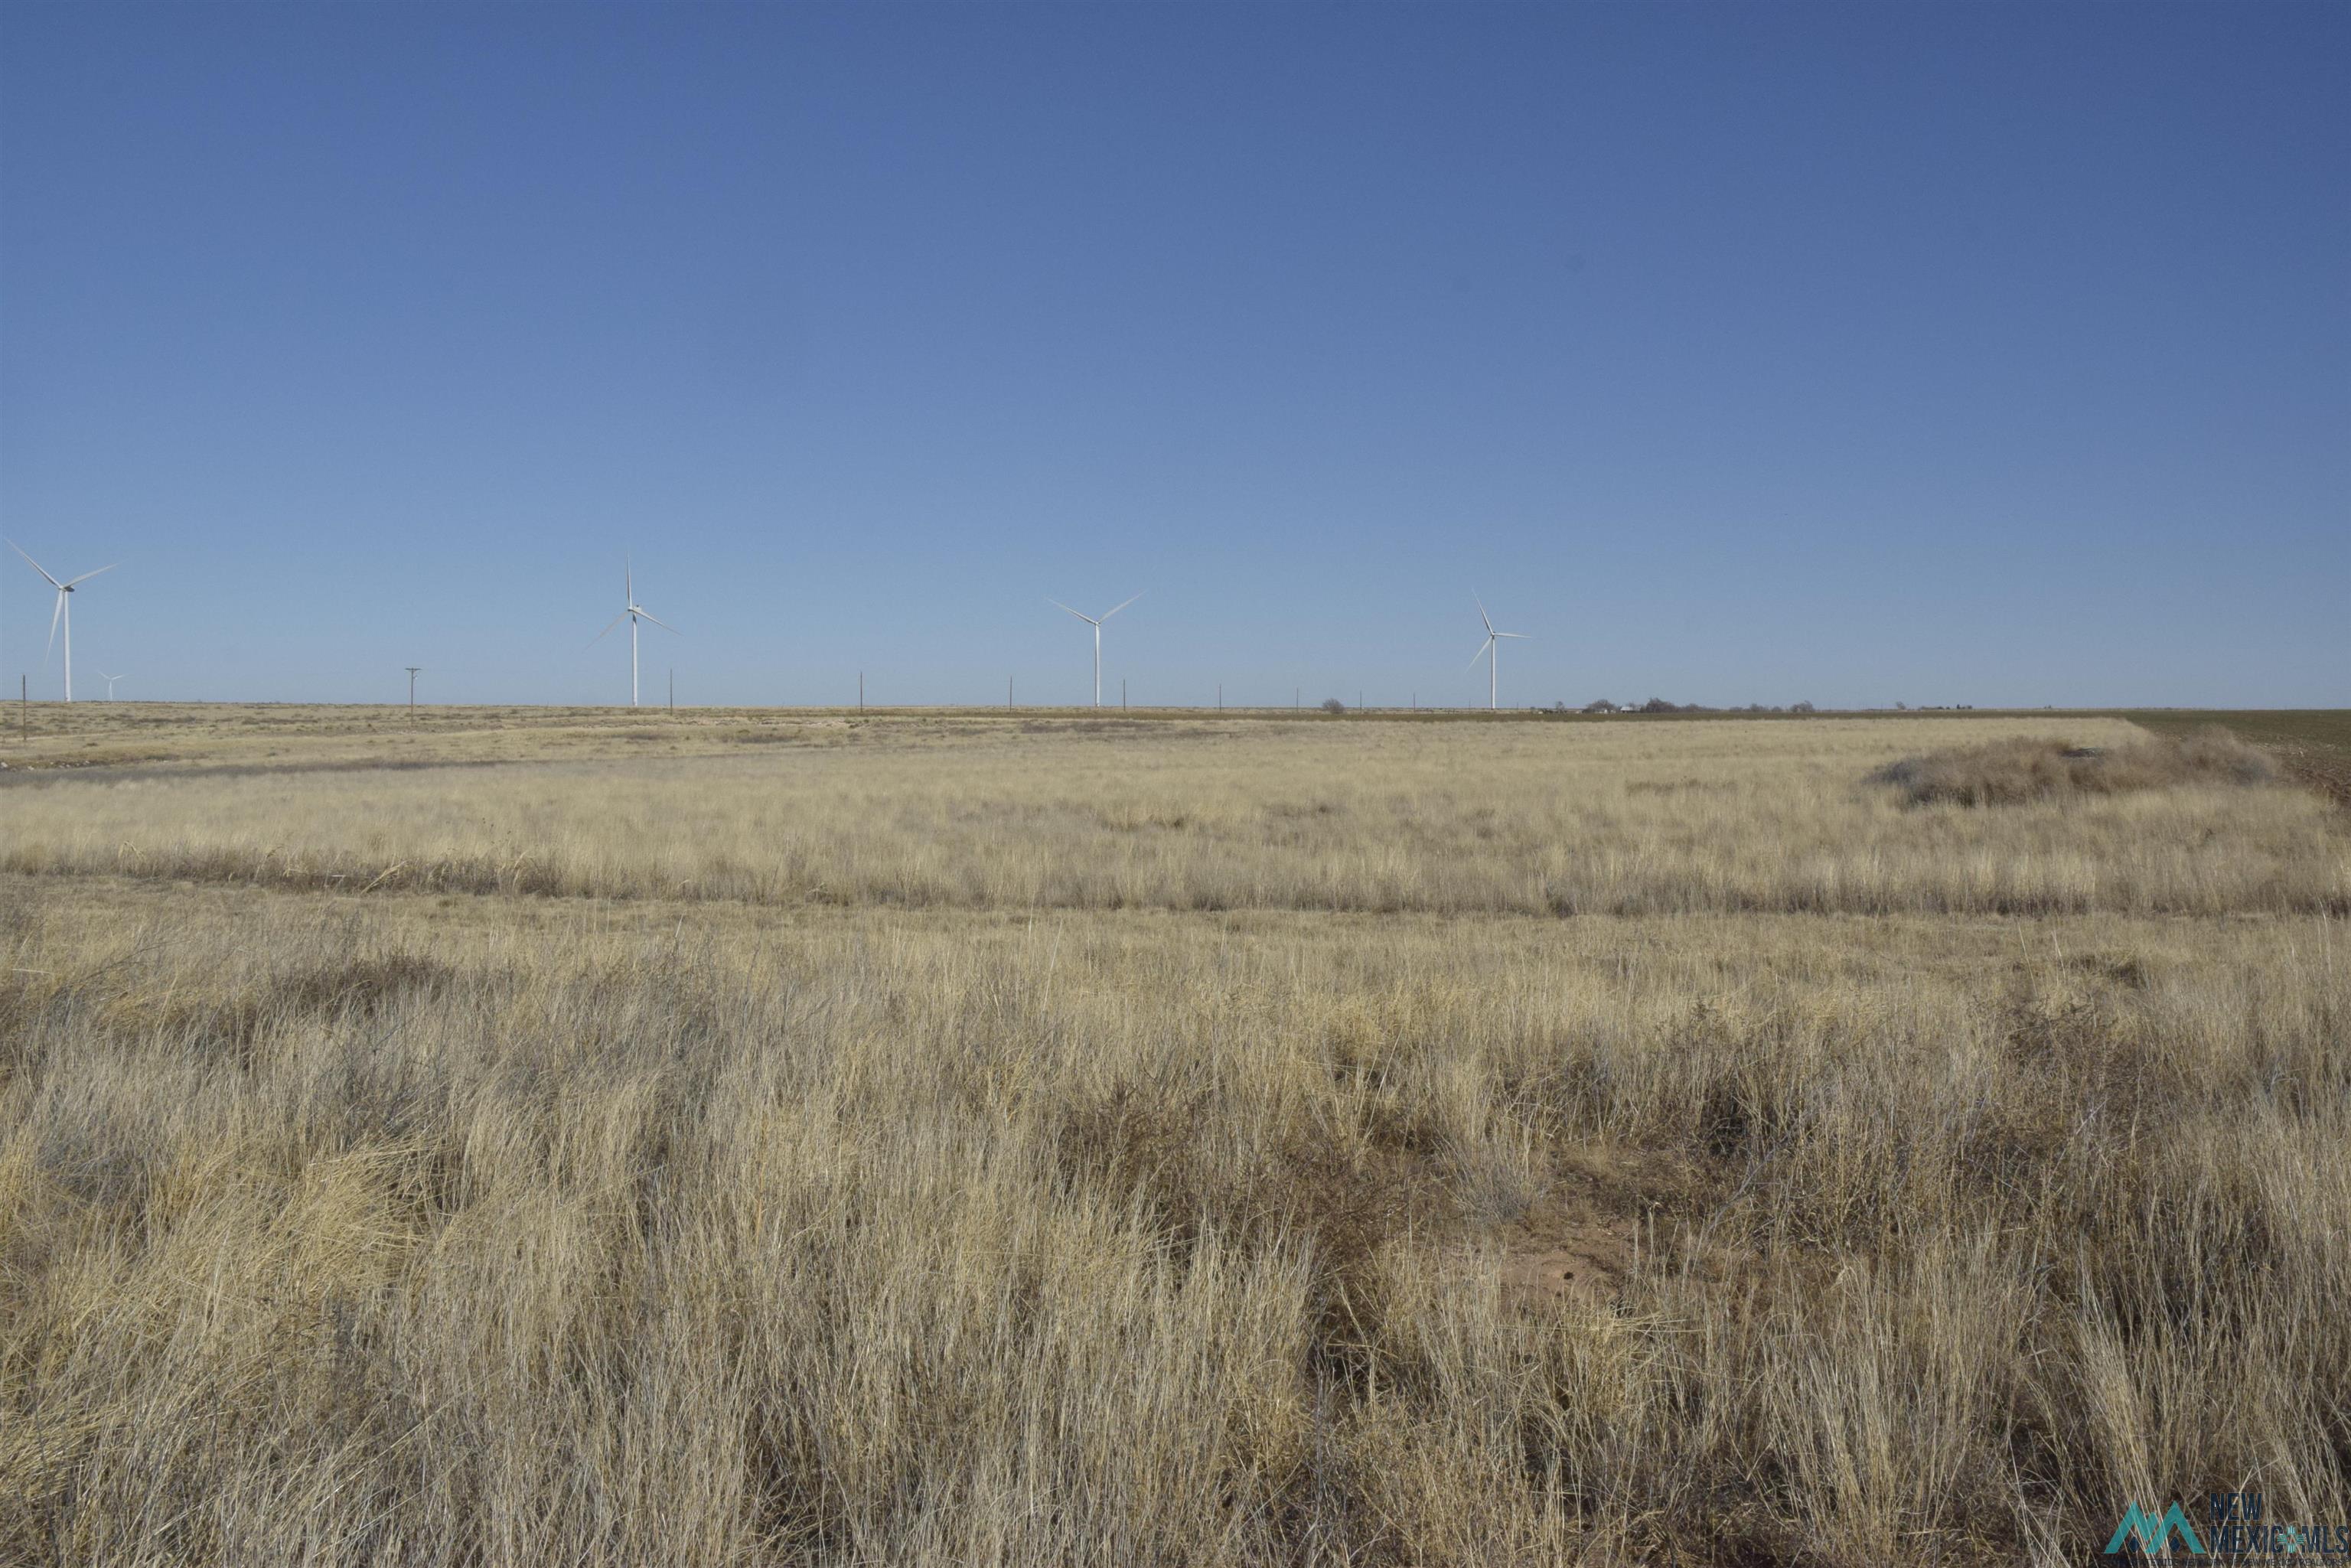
3 707 2346 1564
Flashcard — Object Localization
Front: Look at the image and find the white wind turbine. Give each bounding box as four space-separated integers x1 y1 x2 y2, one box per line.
1048 594 1140 707
99 673 126 700
592 557 676 706
1467 594 1528 711
8 539 117 703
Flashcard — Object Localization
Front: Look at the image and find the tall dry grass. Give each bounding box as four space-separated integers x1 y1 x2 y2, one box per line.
4 717 2343 916
2 712 2346 1563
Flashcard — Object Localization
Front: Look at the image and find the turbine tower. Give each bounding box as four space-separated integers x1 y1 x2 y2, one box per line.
1049 594 1140 707
99 672 126 700
8 540 116 703
592 557 676 706
1467 595 1528 711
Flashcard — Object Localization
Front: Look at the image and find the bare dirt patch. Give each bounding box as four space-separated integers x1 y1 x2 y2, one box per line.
2121 710 2351 809
1487 1146 1729 1309
2245 742 2351 810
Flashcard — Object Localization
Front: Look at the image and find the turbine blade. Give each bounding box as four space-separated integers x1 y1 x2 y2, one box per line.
1100 593 1141 621
636 609 678 634
62 563 117 588
592 610 630 644
1474 594 1493 634
47 590 64 657
8 539 64 589
1465 636 1494 672
1048 599 1097 624
1495 631 1528 639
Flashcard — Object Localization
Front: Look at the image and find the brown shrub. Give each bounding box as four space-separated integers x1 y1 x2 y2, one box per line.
1872 728 2274 807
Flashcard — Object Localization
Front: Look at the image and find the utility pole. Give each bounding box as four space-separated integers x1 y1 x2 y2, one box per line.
1218 683 1222 711
859 672 864 712
668 668 674 715
1122 678 1127 711
1008 676 1013 711
1295 687 1300 712
18 676 25 744
405 667 421 727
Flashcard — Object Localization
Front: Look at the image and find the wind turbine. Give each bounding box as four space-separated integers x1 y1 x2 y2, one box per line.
1467 595 1528 711
592 557 676 706
99 673 126 700
8 540 116 703
1048 594 1140 707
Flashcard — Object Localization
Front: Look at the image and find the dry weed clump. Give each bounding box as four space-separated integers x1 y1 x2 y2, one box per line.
1872 728 2275 807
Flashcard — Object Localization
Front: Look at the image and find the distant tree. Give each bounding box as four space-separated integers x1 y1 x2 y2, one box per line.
1583 699 1619 714
1639 696 1678 714
1791 700 1815 713
1321 697 1346 716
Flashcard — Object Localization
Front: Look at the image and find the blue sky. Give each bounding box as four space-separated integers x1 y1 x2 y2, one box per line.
2 2 2343 709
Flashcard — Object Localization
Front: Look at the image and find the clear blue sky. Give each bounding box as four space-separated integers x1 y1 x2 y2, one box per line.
2 2 2343 709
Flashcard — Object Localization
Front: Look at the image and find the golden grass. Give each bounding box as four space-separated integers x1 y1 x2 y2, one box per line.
2 711 2346 1564
5 716 2343 917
